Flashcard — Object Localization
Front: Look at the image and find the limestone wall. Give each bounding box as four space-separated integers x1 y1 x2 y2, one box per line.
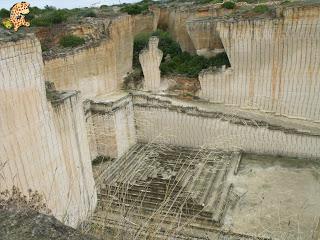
198 5 320 121
139 37 163 92
187 19 224 58
133 94 320 159
157 6 230 54
44 15 133 98
86 93 137 159
0 35 96 227
158 7 196 53
132 11 159 36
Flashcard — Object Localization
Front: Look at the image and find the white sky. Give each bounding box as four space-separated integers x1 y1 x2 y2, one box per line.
1 0 141 9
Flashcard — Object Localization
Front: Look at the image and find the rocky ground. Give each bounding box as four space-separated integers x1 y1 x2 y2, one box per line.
0 208 98 240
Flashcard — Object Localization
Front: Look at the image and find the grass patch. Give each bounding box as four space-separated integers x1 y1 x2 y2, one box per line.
253 4 270 13
31 9 69 26
59 35 85 48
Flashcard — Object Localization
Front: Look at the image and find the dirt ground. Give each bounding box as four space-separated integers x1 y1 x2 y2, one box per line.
225 154 320 240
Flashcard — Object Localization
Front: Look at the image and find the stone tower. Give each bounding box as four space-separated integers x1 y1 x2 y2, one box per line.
139 37 163 92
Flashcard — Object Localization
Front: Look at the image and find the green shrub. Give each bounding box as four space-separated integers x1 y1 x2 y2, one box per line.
222 1 236 9
120 0 153 15
0 8 10 18
133 30 231 78
83 10 97 17
31 9 69 26
133 32 152 68
100 5 109 9
253 4 270 13
212 0 224 3
59 35 85 48
31 17 51 26
50 10 68 23
120 4 148 15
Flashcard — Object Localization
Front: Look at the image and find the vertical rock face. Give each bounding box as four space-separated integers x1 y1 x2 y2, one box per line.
0 35 96 227
158 8 196 53
86 93 137 159
133 94 320 159
199 5 320 121
156 5 231 54
132 11 159 36
44 16 133 98
187 19 224 58
139 37 163 92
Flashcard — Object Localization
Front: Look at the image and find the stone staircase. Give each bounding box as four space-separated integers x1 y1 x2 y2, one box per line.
89 143 247 238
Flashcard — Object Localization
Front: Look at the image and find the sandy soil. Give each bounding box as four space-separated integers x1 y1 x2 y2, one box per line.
225 154 320 240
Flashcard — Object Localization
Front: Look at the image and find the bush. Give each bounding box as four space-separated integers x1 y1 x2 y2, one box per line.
59 35 85 48
31 17 51 26
222 1 236 9
120 0 153 15
133 30 231 78
83 10 97 17
31 9 69 26
0 8 10 18
120 4 148 15
253 4 270 13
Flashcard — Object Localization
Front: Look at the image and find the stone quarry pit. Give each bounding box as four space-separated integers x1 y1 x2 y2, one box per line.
1 1 320 240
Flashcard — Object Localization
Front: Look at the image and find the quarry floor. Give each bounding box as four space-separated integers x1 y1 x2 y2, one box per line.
91 143 320 239
226 154 320 240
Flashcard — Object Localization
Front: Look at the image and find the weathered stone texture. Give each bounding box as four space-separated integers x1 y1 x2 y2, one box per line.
133 94 320 159
187 19 224 58
0 35 96 227
86 93 137 159
132 11 159 36
139 37 163 92
156 5 230 54
199 5 320 121
44 15 133 98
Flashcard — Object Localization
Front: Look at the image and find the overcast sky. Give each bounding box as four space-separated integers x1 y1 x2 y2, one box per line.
1 0 141 9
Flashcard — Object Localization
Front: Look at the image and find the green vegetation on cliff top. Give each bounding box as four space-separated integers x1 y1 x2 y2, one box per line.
59 35 85 48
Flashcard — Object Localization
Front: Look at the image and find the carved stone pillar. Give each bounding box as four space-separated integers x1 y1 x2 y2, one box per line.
139 37 163 92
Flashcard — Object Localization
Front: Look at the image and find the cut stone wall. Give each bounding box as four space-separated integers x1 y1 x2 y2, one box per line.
198 5 320 121
187 19 224 58
44 15 133 98
0 35 96 227
86 93 137 159
133 94 320 159
156 5 231 54
132 11 159 36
